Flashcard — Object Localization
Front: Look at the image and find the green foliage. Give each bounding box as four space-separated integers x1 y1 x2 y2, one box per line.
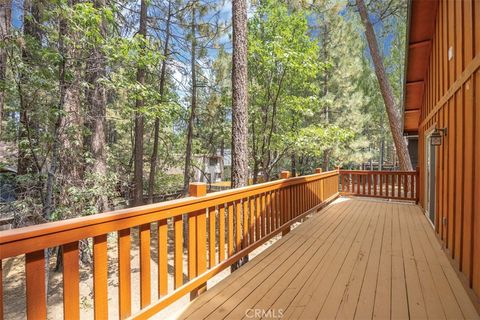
0 0 407 226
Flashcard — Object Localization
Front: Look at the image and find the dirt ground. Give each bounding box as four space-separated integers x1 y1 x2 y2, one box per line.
2 224 284 320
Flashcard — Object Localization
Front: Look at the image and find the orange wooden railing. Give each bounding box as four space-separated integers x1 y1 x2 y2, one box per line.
0 169 339 320
338 169 419 202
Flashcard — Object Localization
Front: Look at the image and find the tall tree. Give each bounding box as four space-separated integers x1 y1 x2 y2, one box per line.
231 0 248 188
0 0 10 135
183 0 197 194
85 0 108 212
148 0 173 203
133 0 148 206
355 0 412 171
18 0 42 177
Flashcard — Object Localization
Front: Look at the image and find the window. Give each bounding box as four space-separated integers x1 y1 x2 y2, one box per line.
209 157 218 166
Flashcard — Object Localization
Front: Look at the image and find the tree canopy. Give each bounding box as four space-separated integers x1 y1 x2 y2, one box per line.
0 0 407 224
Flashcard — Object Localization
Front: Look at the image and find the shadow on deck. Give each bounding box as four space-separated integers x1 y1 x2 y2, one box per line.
178 197 479 320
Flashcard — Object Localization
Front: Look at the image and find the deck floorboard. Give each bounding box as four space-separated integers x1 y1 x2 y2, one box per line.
179 197 479 320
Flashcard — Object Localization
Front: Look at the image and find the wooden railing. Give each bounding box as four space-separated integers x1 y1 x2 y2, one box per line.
0 169 339 320
338 169 419 202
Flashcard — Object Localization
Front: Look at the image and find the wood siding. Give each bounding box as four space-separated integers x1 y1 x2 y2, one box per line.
416 0 480 303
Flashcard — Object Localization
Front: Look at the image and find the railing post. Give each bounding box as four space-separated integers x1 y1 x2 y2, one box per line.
280 171 291 236
188 182 207 299
315 168 322 174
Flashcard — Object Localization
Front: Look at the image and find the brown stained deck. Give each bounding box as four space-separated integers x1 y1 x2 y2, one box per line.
178 197 479 320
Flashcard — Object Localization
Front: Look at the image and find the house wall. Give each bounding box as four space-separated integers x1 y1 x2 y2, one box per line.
417 0 480 300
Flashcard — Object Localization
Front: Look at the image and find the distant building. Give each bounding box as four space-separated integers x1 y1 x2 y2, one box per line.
193 149 232 185
0 167 16 203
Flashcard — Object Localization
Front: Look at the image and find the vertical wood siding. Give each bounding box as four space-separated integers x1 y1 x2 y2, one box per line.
417 0 480 300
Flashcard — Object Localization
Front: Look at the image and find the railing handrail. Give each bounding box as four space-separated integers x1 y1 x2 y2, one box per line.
339 169 417 174
0 170 338 259
338 169 419 202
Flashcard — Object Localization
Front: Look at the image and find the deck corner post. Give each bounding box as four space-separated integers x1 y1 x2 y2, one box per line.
415 166 420 204
188 182 207 299
280 171 290 179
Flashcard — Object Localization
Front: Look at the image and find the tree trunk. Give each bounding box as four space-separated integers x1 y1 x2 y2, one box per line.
0 0 11 135
231 0 249 271
86 0 108 212
355 0 412 171
183 3 196 195
148 0 172 203
291 154 296 177
231 0 248 189
44 2 66 220
58 0 84 208
133 0 148 206
322 150 330 171
17 0 41 177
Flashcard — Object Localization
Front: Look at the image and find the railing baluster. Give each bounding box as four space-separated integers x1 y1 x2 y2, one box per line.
273 190 278 226
393 173 396 198
255 195 261 240
249 197 255 243
385 174 389 197
356 175 360 195
219 205 226 262
188 211 197 285
196 206 207 295
261 194 266 238
228 202 234 256
362 174 366 195
265 192 271 234
93 235 108 319
118 229 131 319
209 207 216 269
173 216 183 289
404 174 408 199
243 198 249 247
158 219 168 297
296 185 301 216
381 174 385 196
63 242 80 320
235 200 242 252
139 224 151 307
411 173 415 200
25 250 46 320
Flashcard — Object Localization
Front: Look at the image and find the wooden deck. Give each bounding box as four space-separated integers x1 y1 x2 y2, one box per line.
178 197 479 320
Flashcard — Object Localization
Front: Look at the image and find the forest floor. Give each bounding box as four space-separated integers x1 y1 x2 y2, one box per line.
2 225 282 319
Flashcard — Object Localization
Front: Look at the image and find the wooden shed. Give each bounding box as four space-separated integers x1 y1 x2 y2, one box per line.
403 0 480 304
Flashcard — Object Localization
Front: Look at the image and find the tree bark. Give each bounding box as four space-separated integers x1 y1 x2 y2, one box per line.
86 0 108 212
148 0 172 203
133 0 148 206
355 0 412 171
0 0 11 135
231 0 249 189
183 3 196 195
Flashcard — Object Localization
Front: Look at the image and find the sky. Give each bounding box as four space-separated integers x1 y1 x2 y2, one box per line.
9 0 402 103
